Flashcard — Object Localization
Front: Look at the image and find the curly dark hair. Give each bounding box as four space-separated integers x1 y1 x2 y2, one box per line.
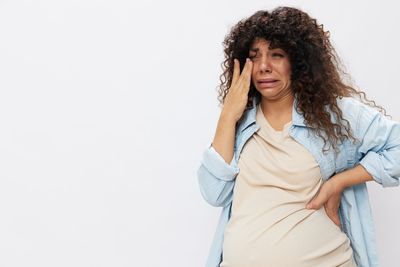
217 6 389 153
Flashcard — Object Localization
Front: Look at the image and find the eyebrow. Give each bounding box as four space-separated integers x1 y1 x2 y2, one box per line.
249 47 283 53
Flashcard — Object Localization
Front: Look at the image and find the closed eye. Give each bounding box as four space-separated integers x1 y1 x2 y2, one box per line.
272 53 284 57
249 53 284 59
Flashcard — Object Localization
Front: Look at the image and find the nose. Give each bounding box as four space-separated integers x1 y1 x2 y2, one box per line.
259 57 272 73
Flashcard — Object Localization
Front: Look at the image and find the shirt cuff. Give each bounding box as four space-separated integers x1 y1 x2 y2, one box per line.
200 143 240 181
359 151 400 187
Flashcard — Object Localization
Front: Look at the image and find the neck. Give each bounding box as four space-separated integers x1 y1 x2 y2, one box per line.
260 92 294 119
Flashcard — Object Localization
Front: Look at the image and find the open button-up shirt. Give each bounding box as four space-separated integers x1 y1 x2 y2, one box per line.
197 95 400 267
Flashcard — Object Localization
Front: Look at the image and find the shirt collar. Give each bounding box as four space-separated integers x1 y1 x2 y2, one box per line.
237 94 307 133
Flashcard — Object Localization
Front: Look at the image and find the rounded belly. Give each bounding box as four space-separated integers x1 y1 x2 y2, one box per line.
220 207 355 267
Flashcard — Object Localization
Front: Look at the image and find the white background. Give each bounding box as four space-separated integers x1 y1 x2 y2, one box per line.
0 0 399 266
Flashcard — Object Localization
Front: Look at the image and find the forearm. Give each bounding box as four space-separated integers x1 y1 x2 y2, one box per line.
211 111 237 164
333 164 374 191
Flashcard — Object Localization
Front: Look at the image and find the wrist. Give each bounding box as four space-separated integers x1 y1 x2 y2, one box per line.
220 110 238 124
330 172 348 193
331 164 374 192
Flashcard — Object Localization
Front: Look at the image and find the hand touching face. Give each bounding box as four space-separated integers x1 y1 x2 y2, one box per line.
222 58 253 123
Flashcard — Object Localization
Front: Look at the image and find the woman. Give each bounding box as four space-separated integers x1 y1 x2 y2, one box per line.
197 6 400 267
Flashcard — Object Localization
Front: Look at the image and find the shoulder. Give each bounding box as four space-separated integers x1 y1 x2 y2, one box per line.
336 96 396 142
235 104 258 135
336 96 363 116
335 96 380 127
336 96 380 115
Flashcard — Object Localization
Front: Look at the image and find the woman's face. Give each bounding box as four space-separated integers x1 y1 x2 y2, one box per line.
249 38 292 100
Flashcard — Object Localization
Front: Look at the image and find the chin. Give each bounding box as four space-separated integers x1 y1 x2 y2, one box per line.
257 87 279 95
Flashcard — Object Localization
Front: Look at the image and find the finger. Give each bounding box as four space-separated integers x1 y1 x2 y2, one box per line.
306 195 317 209
232 58 240 85
306 193 325 209
237 58 253 88
325 207 341 227
237 58 249 81
242 58 253 77
333 216 341 227
242 59 253 84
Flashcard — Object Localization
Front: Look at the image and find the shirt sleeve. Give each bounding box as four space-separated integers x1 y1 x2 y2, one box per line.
196 143 239 207
356 102 400 187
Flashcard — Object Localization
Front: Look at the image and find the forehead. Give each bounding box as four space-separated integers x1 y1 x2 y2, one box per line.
249 38 285 53
249 38 280 50
250 38 270 48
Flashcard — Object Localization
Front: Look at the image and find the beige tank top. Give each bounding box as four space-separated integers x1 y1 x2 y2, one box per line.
220 104 356 267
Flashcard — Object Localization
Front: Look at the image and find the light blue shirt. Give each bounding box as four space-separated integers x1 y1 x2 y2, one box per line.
197 95 400 267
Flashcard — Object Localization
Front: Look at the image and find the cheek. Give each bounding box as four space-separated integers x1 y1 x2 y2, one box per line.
251 62 261 75
251 68 257 80
280 65 291 78
284 62 292 75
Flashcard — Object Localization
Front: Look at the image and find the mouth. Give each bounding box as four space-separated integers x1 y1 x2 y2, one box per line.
257 78 279 83
257 78 279 88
